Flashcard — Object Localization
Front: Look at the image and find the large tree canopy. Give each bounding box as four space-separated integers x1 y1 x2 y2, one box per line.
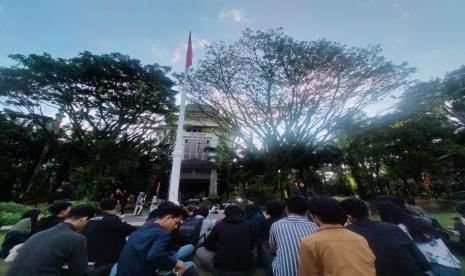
0 51 176 144
188 29 414 150
0 52 177 200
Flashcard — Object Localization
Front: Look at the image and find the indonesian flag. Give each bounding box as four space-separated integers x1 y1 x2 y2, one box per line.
186 31 193 68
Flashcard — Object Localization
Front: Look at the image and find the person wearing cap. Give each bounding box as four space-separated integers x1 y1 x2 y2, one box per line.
5 205 95 276
36 200 72 232
82 198 136 269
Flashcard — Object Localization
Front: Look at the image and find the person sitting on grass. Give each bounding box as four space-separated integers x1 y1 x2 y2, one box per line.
341 197 430 276
299 196 376 276
376 201 461 276
0 209 42 259
196 205 257 276
36 199 72 232
115 205 199 276
258 199 286 276
5 205 95 276
82 198 136 270
269 197 319 276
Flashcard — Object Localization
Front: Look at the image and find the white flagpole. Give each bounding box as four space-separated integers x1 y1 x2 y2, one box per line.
168 62 189 204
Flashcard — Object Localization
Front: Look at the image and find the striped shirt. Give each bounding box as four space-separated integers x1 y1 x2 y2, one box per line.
269 215 319 276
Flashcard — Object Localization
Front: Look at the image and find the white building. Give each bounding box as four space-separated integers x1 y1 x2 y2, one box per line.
156 104 228 197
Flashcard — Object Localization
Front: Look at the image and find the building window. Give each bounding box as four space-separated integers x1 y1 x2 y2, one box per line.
184 137 209 160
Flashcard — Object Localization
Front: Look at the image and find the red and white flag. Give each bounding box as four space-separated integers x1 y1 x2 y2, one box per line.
185 31 193 68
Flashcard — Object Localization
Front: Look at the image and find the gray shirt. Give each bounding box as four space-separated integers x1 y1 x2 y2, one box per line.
6 222 88 276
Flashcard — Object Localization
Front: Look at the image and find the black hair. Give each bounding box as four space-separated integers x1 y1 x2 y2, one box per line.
287 196 308 216
100 198 118 211
225 205 243 217
187 206 197 217
66 205 96 220
197 206 209 217
245 204 261 219
375 201 438 242
48 200 72 215
308 196 342 224
21 209 41 234
457 201 465 217
147 201 178 221
375 195 405 209
153 206 186 219
266 199 286 218
340 198 369 220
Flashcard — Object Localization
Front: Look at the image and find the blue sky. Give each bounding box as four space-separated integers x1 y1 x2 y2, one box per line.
0 0 464 93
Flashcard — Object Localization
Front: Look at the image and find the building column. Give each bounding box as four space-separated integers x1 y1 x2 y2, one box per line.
209 169 217 195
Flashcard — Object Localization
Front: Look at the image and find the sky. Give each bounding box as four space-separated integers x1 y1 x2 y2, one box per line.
0 0 464 113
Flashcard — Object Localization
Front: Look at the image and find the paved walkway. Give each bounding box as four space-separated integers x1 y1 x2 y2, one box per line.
121 210 225 227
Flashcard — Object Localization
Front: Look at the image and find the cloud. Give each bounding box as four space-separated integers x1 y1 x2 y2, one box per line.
0 5 3 13
219 9 250 23
426 49 440 59
394 38 404 46
171 48 181 64
150 44 169 60
400 11 411 20
193 38 210 50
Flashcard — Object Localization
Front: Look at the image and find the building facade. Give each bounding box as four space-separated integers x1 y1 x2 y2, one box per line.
156 105 228 198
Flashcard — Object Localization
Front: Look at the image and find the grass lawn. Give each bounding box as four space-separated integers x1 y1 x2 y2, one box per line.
0 213 464 275
0 230 8 275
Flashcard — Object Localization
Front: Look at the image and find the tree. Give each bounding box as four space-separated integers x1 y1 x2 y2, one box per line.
188 29 414 151
0 51 176 145
0 52 178 199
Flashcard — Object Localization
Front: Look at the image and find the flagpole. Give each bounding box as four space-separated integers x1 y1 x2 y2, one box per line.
168 32 192 204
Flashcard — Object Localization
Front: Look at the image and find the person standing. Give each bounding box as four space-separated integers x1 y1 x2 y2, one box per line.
5 205 95 276
133 192 145 216
299 196 376 276
341 198 430 276
269 197 319 276
81 198 136 268
113 189 126 215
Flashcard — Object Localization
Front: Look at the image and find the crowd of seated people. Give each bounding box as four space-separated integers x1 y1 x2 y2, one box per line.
2 193 465 276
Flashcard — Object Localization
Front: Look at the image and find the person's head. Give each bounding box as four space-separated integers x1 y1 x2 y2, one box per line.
48 200 72 218
224 205 243 218
299 182 305 188
116 188 122 194
340 198 369 224
65 205 96 230
247 198 256 206
197 206 209 218
21 209 42 234
147 201 178 221
376 201 436 242
187 206 197 217
375 195 405 209
457 201 465 217
153 206 187 232
266 199 286 218
139 192 145 197
100 198 118 214
286 196 308 216
308 196 342 226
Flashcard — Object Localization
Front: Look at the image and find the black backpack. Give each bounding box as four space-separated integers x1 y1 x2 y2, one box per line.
178 217 205 245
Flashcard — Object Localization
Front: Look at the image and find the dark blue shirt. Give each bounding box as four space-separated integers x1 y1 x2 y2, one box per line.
116 223 177 276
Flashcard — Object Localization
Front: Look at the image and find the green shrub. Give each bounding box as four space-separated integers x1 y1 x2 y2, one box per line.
70 200 99 210
0 202 31 226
